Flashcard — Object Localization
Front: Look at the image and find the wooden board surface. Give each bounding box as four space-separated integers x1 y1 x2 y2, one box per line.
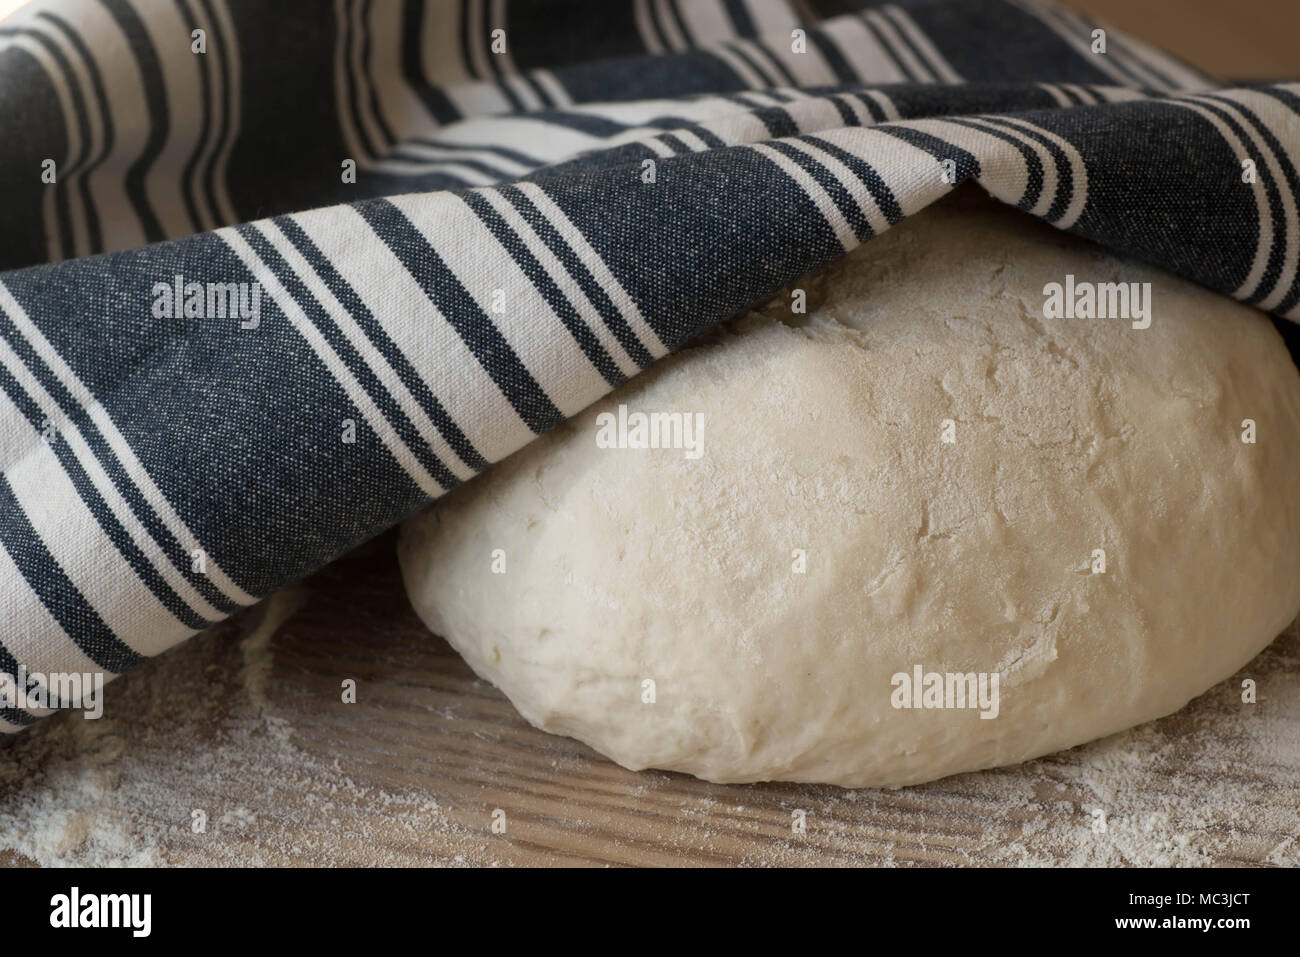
1 531 1297 867
1057 0 1300 82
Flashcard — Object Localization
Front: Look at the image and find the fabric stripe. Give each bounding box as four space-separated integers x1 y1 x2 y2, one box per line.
0 473 145 675
356 198 566 435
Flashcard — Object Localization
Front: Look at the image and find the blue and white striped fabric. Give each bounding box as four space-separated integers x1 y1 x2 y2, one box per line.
0 0 1296 728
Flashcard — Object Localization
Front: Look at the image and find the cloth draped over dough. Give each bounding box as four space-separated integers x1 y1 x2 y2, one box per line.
0 0 1296 727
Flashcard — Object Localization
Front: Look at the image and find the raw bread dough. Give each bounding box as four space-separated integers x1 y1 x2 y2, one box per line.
398 190 1300 788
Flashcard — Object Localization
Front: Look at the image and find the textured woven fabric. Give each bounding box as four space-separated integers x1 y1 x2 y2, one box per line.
0 0 1296 726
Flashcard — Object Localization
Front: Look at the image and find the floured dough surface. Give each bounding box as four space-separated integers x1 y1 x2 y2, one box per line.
399 191 1300 788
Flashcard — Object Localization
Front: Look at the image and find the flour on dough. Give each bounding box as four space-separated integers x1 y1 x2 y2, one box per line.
399 190 1300 788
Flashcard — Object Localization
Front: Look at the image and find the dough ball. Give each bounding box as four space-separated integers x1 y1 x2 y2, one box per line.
398 190 1300 788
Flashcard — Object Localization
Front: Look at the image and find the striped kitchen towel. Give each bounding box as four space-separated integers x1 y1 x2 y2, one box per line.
0 0 1296 726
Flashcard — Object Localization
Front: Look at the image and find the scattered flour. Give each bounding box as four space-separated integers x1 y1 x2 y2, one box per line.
0 580 489 866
